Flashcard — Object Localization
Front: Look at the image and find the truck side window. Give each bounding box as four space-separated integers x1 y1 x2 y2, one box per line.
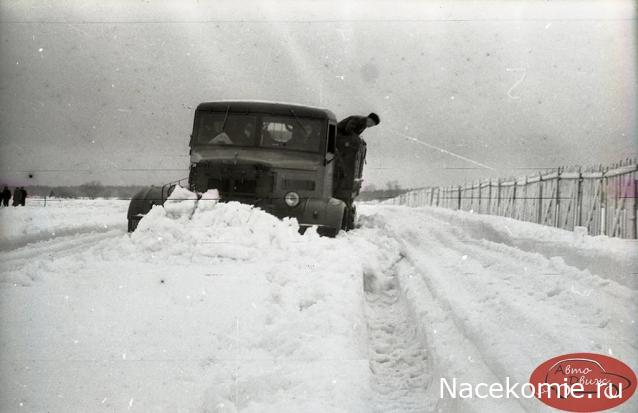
327 124 336 154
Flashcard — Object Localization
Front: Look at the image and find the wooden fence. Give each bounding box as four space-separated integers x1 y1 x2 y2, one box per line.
389 160 638 239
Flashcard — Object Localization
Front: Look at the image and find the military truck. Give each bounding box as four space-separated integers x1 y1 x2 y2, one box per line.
127 101 367 236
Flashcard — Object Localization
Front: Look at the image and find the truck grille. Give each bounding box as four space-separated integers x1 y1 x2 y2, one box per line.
191 163 274 200
282 179 316 191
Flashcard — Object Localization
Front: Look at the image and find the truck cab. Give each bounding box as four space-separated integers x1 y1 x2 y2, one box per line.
127 101 364 236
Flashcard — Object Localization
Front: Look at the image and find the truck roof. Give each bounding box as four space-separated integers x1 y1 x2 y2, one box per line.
195 101 336 122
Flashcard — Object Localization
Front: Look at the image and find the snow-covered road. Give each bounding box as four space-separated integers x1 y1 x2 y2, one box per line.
360 206 637 412
0 198 636 412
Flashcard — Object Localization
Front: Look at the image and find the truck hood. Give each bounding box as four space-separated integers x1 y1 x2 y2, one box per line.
191 147 322 171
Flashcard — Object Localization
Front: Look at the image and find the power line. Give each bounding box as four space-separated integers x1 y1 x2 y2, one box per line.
0 17 635 25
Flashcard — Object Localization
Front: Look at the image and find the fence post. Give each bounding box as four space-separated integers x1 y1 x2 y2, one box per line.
554 167 561 228
496 179 502 216
536 173 543 224
477 182 482 214
521 176 528 221
600 169 607 235
457 185 462 210
616 164 621 236
575 167 583 228
511 180 518 218
44 196 47 207
633 174 638 239
471 183 476 212
487 178 492 215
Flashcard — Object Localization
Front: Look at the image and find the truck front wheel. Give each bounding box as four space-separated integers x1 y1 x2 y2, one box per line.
128 218 140 233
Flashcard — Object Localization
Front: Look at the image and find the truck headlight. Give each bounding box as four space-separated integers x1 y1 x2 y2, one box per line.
284 192 300 207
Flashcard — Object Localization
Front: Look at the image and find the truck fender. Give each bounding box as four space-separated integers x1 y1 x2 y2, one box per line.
301 197 346 235
126 186 166 232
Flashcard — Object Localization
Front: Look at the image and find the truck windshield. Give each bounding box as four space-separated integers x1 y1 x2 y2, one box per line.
197 112 323 153
260 115 322 152
197 113 257 147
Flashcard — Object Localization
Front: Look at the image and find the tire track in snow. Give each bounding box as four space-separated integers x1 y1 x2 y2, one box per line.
398 242 543 413
360 206 637 412
393 255 532 413
0 229 124 268
358 210 534 412
0 223 126 252
363 258 432 412
416 215 637 358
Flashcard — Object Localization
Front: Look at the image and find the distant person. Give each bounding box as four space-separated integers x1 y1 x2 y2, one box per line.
20 187 27 206
337 112 380 137
1 186 10 207
12 187 22 206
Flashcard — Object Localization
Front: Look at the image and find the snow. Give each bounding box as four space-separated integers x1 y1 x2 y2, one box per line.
0 197 636 412
416 207 638 289
0 193 373 412
357 205 637 412
0 198 127 250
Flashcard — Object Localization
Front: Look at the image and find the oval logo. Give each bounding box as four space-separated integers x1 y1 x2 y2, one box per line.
529 353 636 412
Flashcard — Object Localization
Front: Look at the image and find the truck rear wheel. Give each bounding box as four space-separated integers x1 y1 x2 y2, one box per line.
346 205 357 230
317 226 340 237
341 204 356 231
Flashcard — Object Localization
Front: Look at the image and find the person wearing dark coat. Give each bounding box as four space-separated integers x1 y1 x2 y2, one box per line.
335 112 380 157
12 187 22 206
1 186 11 207
336 112 380 136
333 113 380 196
19 187 27 206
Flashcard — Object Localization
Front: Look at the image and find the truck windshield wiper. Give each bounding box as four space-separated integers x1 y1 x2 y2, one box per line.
289 109 309 137
221 104 230 132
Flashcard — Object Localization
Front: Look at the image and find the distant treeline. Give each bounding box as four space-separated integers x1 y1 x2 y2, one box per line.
21 180 409 201
24 182 146 199
358 180 410 201
357 188 411 202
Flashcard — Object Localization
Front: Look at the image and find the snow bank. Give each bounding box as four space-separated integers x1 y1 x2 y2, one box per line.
417 206 638 288
130 189 301 261
120 187 376 411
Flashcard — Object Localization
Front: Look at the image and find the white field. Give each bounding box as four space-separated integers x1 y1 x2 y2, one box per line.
0 195 636 412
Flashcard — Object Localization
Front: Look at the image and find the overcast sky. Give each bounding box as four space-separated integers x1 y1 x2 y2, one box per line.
0 0 636 188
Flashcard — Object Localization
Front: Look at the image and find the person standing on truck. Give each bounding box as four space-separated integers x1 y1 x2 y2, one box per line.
333 112 380 197
336 112 380 155
337 112 380 137
1 186 11 207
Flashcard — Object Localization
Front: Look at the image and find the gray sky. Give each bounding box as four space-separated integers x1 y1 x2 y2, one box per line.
0 0 636 188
